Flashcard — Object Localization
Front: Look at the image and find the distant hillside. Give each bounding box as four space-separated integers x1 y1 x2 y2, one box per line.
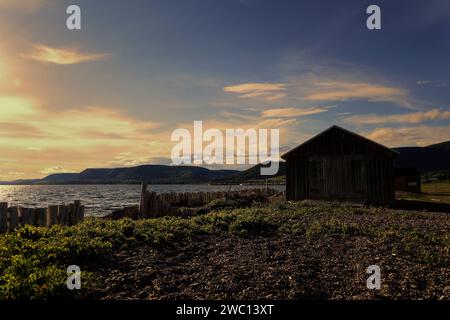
42 165 238 184
426 141 450 150
1 165 239 185
0 179 41 185
394 141 450 172
213 162 286 184
42 173 79 183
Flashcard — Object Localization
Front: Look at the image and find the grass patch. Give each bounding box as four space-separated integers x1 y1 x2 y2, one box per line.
399 231 449 267
0 200 448 299
0 218 203 300
397 180 450 205
305 218 370 239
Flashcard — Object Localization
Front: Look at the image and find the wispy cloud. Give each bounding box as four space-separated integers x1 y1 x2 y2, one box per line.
256 118 297 128
23 45 108 65
0 56 7 83
0 100 162 147
0 96 38 119
0 122 45 138
0 95 168 178
416 80 432 86
343 108 450 125
301 81 410 107
261 107 329 118
222 77 411 108
107 152 155 167
367 125 450 147
416 80 450 87
40 165 75 175
223 83 287 100
277 53 416 109
0 0 48 12
3 171 25 180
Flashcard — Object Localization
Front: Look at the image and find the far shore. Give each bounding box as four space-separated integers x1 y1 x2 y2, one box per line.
0 182 286 186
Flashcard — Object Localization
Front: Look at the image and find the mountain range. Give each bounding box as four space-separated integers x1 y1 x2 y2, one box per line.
1 141 449 185
0 165 239 185
393 141 450 172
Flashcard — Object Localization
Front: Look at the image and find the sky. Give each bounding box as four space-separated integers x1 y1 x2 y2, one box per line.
0 0 449 179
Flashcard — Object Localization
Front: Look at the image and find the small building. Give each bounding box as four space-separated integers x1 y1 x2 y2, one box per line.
281 126 398 205
394 167 421 193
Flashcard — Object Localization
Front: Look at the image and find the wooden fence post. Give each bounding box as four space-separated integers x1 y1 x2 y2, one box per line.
34 208 47 226
147 192 152 219
79 205 85 222
47 205 58 227
0 203 7 233
145 191 151 219
139 183 148 219
8 207 19 231
20 208 34 226
68 203 75 226
154 191 159 218
57 205 66 225
70 201 79 225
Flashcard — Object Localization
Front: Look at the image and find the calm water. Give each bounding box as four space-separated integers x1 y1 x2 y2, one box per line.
0 184 285 217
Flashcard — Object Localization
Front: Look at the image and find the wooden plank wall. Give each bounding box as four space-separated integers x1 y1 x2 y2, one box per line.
286 155 395 204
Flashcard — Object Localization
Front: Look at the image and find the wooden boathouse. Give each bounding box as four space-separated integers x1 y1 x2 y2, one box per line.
281 126 398 205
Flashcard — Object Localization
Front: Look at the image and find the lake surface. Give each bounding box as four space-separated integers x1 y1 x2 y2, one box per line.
0 184 285 217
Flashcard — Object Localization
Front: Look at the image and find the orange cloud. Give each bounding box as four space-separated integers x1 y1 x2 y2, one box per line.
366 126 450 147
0 0 48 12
0 96 169 178
24 45 108 65
0 57 6 82
0 96 39 119
303 81 409 106
344 108 450 125
223 83 287 101
0 122 45 138
261 107 328 118
223 78 411 108
40 165 75 175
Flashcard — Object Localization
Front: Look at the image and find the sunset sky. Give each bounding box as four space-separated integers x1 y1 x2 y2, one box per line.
0 0 449 180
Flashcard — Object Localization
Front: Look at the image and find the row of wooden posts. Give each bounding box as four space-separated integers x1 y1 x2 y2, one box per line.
0 201 85 233
159 191 231 208
1 186 279 232
138 183 278 219
138 184 178 218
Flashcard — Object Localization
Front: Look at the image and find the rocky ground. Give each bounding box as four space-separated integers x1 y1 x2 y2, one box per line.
2 196 447 300
92 202 449 300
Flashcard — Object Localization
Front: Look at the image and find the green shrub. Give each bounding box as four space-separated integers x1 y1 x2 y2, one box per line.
228 215 277 236
305 218 369 239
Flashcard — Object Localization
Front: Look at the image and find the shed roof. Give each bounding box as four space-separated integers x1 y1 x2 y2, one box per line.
281 125 399 159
